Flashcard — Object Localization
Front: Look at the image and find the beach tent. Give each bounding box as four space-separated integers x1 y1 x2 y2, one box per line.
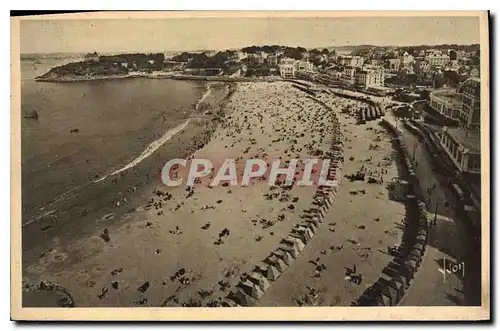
248 272 270 291
291 228 313 244
387 261 411 287
273 249 293 266
413 243 426 256
231 288 257 306
298 221 317 234
415 234 427 245
265 255 287 273
238 280 265 299
282 236 305 252
220 298 239 307
265 264 281 281
373 278 395 306
279 243 300 259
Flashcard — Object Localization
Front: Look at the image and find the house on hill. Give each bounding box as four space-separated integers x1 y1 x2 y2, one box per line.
84 52 99 62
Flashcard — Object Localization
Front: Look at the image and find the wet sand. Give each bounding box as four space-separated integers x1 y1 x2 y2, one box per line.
22 81 339 307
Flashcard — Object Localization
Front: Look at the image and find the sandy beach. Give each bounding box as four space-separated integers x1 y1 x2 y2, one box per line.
258 91 406 306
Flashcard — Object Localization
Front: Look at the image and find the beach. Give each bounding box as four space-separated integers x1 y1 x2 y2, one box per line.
259 92 406 306
23 81 343 307
21 75 233 264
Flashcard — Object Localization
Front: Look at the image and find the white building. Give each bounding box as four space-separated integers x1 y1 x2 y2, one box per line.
426 52 450 67
400 51 415 69
343 66 357 78
338 55 364 67
280 57 296 65
413 58 431 76
295 60 313 72
267 55 278 67
355 67 385 88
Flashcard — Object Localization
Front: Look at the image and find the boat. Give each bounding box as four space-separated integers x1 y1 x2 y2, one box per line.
23 110 39 120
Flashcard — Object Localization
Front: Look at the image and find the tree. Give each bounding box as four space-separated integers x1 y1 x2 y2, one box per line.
322 48 329 55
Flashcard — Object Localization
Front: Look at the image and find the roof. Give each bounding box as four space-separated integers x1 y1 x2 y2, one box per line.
445 127 481 154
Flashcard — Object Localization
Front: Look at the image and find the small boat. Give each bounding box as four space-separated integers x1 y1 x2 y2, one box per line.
69 128 79 133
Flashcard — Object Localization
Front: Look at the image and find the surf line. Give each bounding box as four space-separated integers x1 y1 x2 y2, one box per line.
94 118 191 183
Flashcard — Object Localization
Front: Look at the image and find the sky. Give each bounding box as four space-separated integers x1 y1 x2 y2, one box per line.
19 15 481 54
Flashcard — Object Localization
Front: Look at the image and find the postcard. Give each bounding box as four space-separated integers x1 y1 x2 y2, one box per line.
11 10 490 321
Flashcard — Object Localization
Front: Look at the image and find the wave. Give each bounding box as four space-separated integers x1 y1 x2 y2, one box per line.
195 83 213 111
94 119 191 183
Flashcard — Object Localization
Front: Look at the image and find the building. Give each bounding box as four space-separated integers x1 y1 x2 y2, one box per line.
84 52 99 62
434 77 481 177
327 53 337 64
425 52 450 67
295 70 318 81
385 58 401 72
439 127 480 174
424 49 440 57
429 89 463 120
428 77 481 127
355 67 385 88
469 67 480 78
279 64 296 78
401 52 414 67
413 58 431 76
457 77 481 128
448 50 458 61
446 60 461 71
295 60 313 72
236 51 248 61
280 57 295 65
267 55 278 67
342 66 357 78
338 55 364 67
325 67 343 79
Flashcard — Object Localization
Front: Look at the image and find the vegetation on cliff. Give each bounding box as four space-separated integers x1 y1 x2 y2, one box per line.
36 53 165 80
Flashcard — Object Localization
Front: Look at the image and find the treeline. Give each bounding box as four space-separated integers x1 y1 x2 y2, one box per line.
171 50 237 69
41 53 166 78
45 61 129 77
241 45 310 60
403 44 480 53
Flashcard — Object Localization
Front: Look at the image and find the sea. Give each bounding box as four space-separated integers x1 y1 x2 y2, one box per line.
21 54 206 224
